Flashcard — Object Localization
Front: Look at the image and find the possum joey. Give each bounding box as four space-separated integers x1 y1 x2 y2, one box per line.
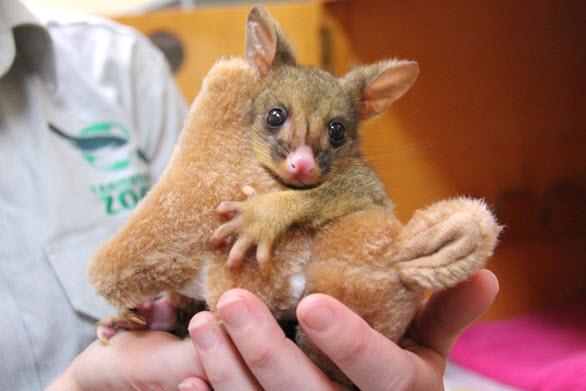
210 6 419 270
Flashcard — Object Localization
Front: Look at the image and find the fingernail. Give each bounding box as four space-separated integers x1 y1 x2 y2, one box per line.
177 381 194 389
301 303 335 332
189 318 217 350
218 296 251 329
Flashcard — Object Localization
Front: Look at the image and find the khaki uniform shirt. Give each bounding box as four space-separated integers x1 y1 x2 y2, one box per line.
0 1 187 388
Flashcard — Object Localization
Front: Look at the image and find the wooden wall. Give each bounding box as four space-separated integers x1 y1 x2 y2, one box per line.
323 0 586 319
117 1 586 319
116 2 322 101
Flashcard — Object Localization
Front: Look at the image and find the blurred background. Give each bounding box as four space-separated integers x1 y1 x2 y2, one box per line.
25 0 586 388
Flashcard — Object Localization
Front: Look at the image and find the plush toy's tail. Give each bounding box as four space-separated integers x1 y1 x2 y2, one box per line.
395 197 502 290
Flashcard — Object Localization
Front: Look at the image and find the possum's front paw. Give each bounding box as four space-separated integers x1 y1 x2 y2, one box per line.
96 298 178 342
211 186 281 271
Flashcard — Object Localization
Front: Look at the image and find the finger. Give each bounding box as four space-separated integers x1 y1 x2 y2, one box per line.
217 289 335 390
210 219 240 247
216 201 241 216
177 377 211 391
410 269 499 358
256 239 272 272
297 294 416 391
241 185 257 198
189 312 260 391
226 236 253 269
87 330 206 388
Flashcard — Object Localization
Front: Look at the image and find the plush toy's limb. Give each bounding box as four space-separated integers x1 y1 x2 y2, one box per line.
395 197 501 290
88 58 260 310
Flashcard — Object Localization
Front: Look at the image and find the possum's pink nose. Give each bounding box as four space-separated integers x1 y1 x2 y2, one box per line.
286 145 316 181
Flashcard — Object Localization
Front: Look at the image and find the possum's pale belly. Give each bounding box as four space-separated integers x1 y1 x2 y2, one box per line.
177 259 210 299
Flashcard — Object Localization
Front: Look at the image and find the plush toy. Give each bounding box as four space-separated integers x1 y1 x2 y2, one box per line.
89 7 500 386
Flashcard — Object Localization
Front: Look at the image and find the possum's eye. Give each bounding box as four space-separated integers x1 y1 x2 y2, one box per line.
266 107 288 130
328 121 346 147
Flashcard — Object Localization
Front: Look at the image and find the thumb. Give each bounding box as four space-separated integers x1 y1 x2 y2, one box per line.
297 294 413 390
409 269 499 358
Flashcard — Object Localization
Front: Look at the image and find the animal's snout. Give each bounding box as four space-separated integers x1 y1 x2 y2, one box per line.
286 145 316 180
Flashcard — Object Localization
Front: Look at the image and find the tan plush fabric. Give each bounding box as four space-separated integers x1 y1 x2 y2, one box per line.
88 58 501 385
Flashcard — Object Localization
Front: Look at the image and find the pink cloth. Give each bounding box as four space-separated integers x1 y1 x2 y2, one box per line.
450 301 586 390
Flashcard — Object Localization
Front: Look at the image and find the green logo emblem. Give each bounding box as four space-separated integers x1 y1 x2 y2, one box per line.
48 121 151 216
49 122 149 172
80 122 133 172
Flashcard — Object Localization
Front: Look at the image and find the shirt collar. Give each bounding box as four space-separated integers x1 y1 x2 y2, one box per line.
0 0 56 91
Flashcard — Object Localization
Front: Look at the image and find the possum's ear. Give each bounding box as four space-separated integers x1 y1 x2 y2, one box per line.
394 198 501 291
246 6 296 77
342 59 418 120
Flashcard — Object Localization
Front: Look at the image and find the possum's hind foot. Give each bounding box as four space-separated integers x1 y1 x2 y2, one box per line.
96 309 147 343
96 298 178 342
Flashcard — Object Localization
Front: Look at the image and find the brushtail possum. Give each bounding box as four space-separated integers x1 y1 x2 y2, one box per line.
211 6 419 269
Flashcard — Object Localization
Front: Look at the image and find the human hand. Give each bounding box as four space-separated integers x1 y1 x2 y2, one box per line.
47 330 208 391
180 269 498 390
47 298 208 391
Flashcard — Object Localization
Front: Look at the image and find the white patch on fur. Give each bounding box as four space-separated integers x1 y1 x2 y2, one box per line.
178 259 209 300
289 274 306 303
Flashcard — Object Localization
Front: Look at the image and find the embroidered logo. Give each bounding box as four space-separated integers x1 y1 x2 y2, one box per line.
48 122 149 171
48 122 150 215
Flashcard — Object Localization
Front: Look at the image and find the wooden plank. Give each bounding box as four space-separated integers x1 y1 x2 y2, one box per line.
116 2 322 101
324 1 586 318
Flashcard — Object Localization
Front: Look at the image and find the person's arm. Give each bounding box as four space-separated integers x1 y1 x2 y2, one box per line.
181 269 498 390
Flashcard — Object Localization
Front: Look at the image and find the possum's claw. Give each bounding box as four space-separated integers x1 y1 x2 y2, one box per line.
214 187 256 220
129 314 147 325
241 185 257 198
210 217 242 246
96 311 148 342
225 235 254 269
215 201 242 218
256 239 272 272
